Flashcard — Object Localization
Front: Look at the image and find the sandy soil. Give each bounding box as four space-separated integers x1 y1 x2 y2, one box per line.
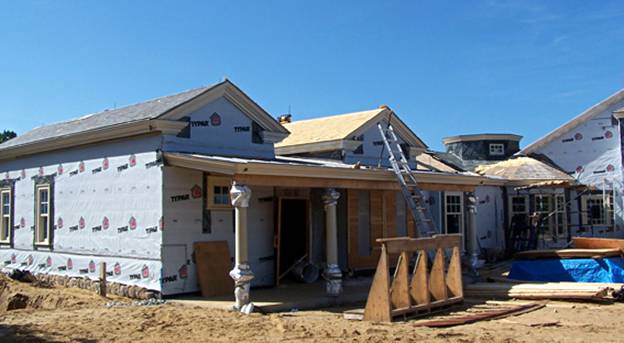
1 276 623 343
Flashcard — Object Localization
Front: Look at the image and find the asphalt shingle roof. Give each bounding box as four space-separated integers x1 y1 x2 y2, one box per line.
0 84 216 150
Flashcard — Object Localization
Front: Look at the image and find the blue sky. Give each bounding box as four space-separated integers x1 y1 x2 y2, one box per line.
1 1 623 151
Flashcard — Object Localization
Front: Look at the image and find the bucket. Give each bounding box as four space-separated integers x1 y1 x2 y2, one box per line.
291 261 320 283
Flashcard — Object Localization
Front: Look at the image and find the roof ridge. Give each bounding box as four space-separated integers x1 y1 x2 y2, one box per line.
284 108 383 124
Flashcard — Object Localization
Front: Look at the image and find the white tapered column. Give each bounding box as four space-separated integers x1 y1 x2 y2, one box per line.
323 188 342 296
229 182 254 313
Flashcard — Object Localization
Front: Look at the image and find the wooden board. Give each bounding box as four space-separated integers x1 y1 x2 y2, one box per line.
573 237 624 250
515 248 623 260
193 241 234 297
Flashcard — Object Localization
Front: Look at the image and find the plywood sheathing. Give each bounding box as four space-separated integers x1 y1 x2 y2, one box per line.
475 157 574 181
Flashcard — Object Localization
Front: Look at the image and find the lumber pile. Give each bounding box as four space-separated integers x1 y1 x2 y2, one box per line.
514 248 622 260
573 237 624 250
465 282 613 302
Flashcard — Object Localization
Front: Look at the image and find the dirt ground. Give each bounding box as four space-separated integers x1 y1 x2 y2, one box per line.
1 275 624 343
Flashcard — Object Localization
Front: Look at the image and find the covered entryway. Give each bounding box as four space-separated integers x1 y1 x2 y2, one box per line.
276 198 309 284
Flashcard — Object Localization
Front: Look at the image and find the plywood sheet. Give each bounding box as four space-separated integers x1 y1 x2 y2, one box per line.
193 241 234 297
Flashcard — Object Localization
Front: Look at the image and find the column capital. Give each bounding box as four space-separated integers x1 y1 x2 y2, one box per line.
322 188 340 208
230 182 252 208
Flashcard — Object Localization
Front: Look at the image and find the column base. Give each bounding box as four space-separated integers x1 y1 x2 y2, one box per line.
324 264 343 296
230 263 255 313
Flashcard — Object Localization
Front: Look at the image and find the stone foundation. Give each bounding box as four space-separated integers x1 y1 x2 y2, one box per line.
32 273 160 300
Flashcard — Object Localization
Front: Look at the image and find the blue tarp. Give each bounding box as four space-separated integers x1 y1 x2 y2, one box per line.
508 257 624 283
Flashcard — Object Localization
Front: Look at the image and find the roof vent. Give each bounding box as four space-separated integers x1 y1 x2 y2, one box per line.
278 114 292 124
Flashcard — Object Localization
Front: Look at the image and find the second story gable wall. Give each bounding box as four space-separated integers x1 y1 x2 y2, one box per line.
163 97 276 159
446 140 519 161
533 98 623 189
343 120 416 169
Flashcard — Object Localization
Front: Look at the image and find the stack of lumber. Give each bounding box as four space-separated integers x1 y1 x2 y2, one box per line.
573 237 624 250
514 248 622 260
465 282 613 302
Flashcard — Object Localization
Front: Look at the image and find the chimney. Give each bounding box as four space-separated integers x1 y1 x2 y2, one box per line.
278 114 292 124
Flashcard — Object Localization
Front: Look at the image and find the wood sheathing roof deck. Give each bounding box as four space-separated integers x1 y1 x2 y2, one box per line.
276 108 386 148
474 157 573 181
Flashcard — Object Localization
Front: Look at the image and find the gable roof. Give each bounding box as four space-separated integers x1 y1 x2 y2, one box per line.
521 88 624 155
474 156 574 182
275 106 427 155
0 79 288 159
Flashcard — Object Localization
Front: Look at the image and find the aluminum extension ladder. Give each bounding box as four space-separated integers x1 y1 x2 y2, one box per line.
377 123 437 237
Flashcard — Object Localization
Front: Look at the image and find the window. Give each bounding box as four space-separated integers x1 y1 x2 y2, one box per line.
0 188 11 243
252 122 263 144
353 144 364 155
444 192 463 235
532 194 567 239
582 194 614 227
489 143 505 156
35 185 52 245
509 195 529 228
207 176 233 209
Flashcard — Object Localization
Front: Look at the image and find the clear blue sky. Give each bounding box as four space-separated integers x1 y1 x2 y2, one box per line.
1 1 623 151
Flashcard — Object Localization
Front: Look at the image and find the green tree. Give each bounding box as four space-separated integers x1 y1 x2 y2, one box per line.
0 130 16 143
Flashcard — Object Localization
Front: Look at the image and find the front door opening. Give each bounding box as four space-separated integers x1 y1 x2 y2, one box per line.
277 198 308 283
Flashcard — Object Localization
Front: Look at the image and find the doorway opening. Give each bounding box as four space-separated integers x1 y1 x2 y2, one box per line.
276 198 309 284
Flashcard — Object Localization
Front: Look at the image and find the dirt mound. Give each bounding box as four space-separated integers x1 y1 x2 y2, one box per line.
0 273 113 312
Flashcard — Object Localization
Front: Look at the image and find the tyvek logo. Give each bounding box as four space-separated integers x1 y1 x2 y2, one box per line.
179 264 188 279
79 217 86 230
89 260 96 273
607 164 615 172
129 216 137 230
46 256 52 267
114 262 121 275
10 253 16 264
57 164 64 175
57 217 63 229
102 217 109 230
27 255 33 266
142 265 150 279
605 130 613 139
191 185 202 199
103 158 109 170
574 132 583 141
79 161 85 173
210 112 221 126
67 258 73 270
129 154 137 167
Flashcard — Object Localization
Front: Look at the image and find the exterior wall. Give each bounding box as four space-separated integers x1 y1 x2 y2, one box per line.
343 120 416 169
160 166 275 295
475 186 505 250
0 135 163 291
533 97 624 233
163 96 276 159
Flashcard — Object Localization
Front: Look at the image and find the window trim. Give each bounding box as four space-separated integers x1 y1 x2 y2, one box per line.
35 184 52 246
0 187 12 244
581 193 614 227
206 176 233 209
489 143 505 156
443 192 464 235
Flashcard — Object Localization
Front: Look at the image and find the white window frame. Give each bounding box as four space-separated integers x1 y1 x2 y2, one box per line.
444 192 464 236
508 194 529 225
0 188 11 244
581 194 613 227
35 184 52 245
489 143 505 156
553 194 567 238
207 176 233 210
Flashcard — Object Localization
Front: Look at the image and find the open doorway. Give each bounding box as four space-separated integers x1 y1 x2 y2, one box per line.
276 198 309 284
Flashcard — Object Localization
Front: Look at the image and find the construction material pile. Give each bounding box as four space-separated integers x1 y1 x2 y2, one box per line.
466 282 619 302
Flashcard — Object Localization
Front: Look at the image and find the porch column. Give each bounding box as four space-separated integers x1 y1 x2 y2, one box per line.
467 193 479 275
229 182 254 314
323 188 342 296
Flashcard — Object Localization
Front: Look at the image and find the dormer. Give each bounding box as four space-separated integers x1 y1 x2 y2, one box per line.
275 106 427 168
442 134 522 162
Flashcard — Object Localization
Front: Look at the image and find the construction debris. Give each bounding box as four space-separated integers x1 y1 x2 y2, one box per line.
412 302 544 328
515 248 623 260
